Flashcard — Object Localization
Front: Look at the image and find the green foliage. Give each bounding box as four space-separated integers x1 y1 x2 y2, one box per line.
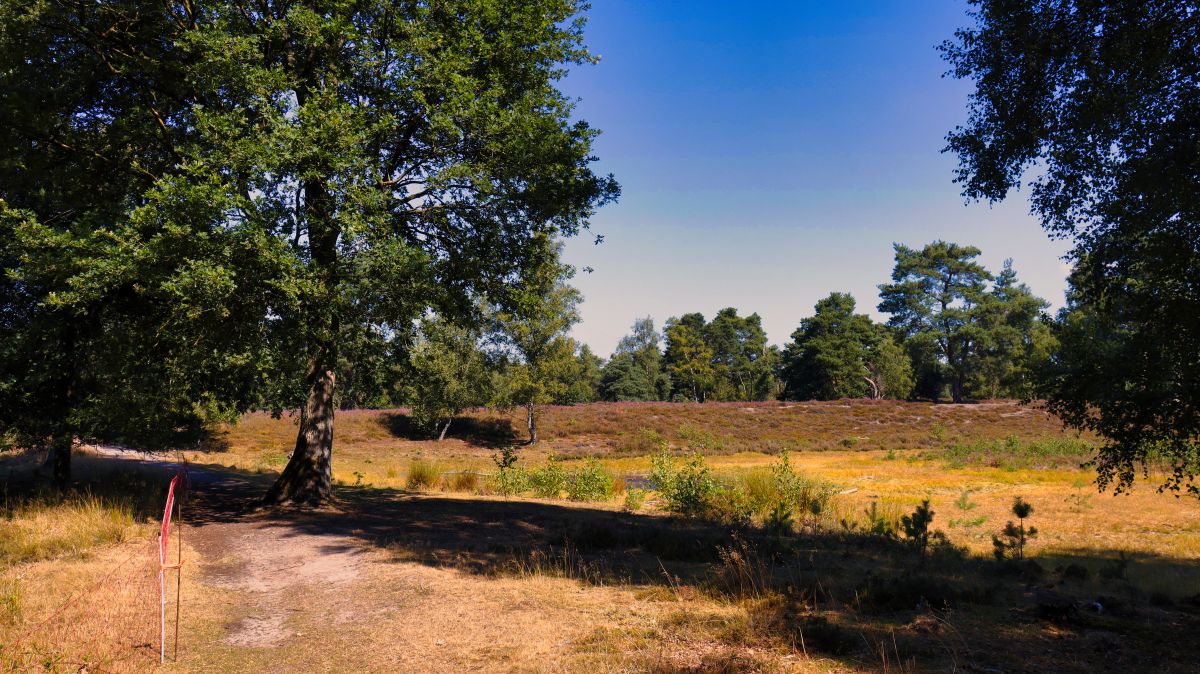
491 446 529 497
770 451 834 520
901 500 936 557
878 241 993 403
992 497 1038 561
954 489 978 511
622 488 646 512
862 501 897 537
599 318 670 401
0 0 619 500
703 308 777 402
943 1 1200 493
663 316 716 402
493 246 585 443
564 458 615 501
649 451 719 518
528 458 567 498
781 293 911 400
404 317 493 439
764 502 794 537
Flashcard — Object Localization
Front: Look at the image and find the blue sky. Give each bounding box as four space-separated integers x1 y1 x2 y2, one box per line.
558 0 1071 355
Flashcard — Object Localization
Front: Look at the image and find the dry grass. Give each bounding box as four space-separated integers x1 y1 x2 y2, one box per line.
0 493 139 565
162 399 1200 672
4 400 1198 672
0 454 169 672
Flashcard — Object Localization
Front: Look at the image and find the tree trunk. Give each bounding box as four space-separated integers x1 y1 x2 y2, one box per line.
438 417 452 442
951 369 965 403
863 375 880 400
51 434 72 490
265 355 337 505
526 402 538 444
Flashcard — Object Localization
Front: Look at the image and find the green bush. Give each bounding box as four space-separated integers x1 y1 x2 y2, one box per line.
491 446 528 496
771 451 834 521
993 496 1038 560
650 451 719 518
565 458 614 501
902 500 936 558
623 488 646 512
676 424 728 452
529 458 567 498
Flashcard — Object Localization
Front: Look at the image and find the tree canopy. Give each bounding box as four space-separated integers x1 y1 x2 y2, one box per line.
943 0 1200 493
0 0 617 501
780 293 912 401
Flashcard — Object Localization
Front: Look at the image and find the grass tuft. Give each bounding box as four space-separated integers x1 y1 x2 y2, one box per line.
0 493 137 566
406 458 442 491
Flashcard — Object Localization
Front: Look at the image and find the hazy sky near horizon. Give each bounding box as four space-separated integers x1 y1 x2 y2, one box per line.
557 0 1072 356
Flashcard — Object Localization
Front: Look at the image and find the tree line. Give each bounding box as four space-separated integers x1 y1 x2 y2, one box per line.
336 238 1057 443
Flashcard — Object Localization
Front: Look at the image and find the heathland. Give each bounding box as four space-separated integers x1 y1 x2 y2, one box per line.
3 399 1199 672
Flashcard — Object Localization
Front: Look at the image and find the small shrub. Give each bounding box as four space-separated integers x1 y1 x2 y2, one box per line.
954 489 977 511
622 488 646 512
529 458 567 498
764 502 793 537
491 446 528 496
992 496 1038 560
565 458 614 501
676 423 728 452
650 451 719 518
901 500 936 558
772 451 834 524
406 458 442 491
864 500 897 536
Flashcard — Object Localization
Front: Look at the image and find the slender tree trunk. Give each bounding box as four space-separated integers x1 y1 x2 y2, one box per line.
526 402 538 444
51 434 72 489
265 355 336 504
438 417 452 442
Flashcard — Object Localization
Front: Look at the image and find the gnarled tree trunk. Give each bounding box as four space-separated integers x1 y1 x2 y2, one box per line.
265 356 336 504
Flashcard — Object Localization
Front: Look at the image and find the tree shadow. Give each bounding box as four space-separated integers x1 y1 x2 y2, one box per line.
378 410 519 448
28 451 1200 673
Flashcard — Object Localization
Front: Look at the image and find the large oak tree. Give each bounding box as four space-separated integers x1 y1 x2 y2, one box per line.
0 0 617 502
943 0 1200 492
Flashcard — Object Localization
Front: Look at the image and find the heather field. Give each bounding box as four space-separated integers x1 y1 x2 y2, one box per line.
4 399 1200 672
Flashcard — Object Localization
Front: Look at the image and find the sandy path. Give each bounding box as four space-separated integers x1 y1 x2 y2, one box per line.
79 445 671 673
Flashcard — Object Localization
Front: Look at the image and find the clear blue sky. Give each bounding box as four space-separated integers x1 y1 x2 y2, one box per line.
558 0 1071 356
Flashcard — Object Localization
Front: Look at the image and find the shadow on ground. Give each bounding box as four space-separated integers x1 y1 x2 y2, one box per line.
379 411 519 448
8 450 1199 673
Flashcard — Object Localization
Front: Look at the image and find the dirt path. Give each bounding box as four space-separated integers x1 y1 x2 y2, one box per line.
79 446 678 673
